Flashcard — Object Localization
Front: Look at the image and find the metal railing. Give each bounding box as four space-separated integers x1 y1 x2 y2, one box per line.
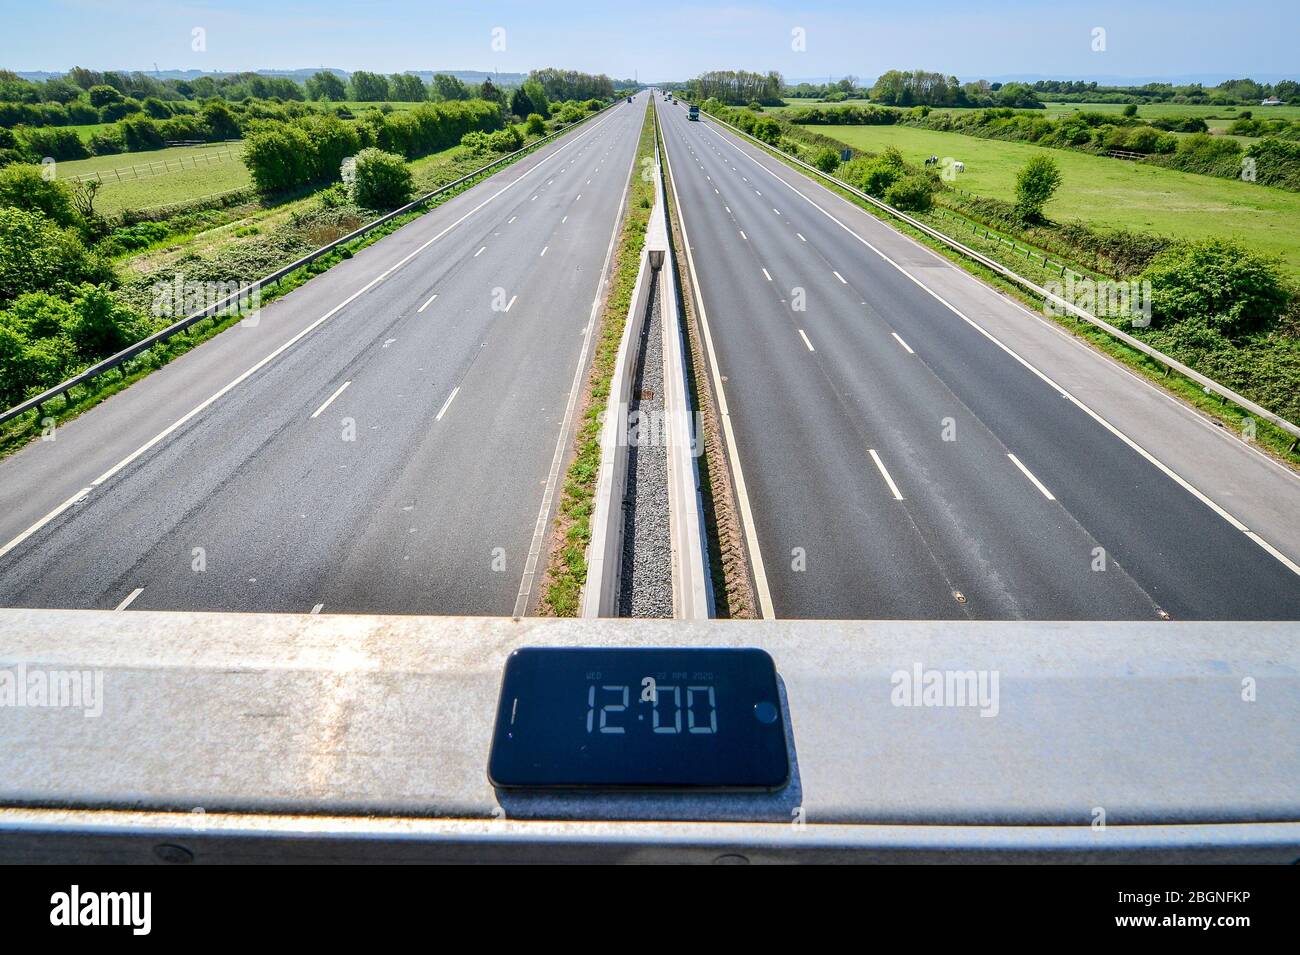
692 105 1300 446
0 102 622 429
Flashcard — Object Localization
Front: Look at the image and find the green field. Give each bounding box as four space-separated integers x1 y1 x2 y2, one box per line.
808 123 1300 277
776 97 1300 133
55 141 250 214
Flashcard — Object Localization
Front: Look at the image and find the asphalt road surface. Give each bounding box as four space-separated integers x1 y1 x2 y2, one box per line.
659 98 1300 619
0 93 650 615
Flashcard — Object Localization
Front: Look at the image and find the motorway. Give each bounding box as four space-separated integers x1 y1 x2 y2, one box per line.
0 93 650 615
658 98 1300 619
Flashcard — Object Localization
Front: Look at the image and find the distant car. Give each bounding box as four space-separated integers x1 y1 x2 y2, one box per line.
627 96 632 103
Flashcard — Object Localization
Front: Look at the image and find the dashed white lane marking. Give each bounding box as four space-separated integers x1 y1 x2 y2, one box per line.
798 329 815 351
1008 453 1056 501
114 588 144 611
575 193 582 201
417 291 439 313
832 270 847 284
310 380 352 419
310 603 324 614
869 449 904 501
504 295 518 312
562 215 568 223
739 230 747 241
773 208 780 215
762 268 772 281
474 246 486 257
540 245 548 257
891 332 915 354
435 386 460 422
796 232 806 242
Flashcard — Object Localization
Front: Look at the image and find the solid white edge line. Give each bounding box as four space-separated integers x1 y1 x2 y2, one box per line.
310 380 351 419
417 291 438 313
662 104 776 618
435 386 460 422
891 332 915 354
513 103 643 617
798 329 815 352
114 587 144 611
868 449 904 501
0 487 91 561
1008 453 1056 501
705 113 1300 576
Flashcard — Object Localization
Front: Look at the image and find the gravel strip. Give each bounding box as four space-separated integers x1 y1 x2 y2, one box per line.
618 276 673 617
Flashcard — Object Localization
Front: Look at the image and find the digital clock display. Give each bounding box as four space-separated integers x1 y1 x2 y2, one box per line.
487 648 789 791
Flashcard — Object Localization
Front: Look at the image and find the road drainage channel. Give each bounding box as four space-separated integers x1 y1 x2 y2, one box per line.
582 144 712 619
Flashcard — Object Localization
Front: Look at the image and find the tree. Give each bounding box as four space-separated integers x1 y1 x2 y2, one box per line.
1014 154 1062 221
522 79 549 118
305 71 346 102
510 86 535 120
389 73 427 102
431 74 470 102
87 84 123 108
351 148 413 209
348 71 390 102
477 77 506 107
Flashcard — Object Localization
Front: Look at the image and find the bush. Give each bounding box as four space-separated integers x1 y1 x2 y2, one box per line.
241 122 314 192
63 283 149 360
0 207 112 302
526 113 546 136
840 148 906 196
88 127 125 155
751 116 781 145
119 116 164 151
351 148 413 210
1014 154 1062 221
812 147 840 173
883 173 936 212
1139 239 1292 338
18 126 89 161
0 164 78 226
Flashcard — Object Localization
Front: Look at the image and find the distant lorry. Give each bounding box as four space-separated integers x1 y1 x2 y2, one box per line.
688 105 699 121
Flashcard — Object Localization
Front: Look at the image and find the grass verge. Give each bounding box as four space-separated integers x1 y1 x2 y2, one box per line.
537 101 655 616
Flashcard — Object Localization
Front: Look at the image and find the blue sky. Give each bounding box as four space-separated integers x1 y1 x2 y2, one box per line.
2 0 1296 82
